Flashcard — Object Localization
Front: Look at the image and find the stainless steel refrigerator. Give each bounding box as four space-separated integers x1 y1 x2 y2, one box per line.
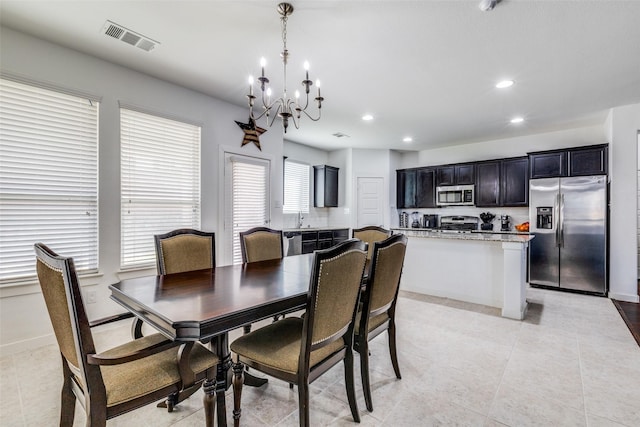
528 176 607 294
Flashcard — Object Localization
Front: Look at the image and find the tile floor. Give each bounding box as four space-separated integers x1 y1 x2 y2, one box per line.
1 287 639 426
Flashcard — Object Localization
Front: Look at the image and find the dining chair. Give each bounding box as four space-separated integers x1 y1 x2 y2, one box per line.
240 226 286 326
353 233 407 412
230 239 368 427
352 225 392 260
239 226 284 263
34 243 218 427
154 228 216 274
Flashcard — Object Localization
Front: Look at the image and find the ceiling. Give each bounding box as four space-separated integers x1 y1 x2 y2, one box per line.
1 1 639 152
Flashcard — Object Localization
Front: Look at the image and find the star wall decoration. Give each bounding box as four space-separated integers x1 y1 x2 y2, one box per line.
235 117 266 151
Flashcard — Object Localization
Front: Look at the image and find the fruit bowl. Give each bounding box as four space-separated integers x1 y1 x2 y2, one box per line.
515 222 529 232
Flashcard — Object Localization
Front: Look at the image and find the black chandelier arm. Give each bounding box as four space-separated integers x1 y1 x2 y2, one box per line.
267 103 284 128
299 107 322 122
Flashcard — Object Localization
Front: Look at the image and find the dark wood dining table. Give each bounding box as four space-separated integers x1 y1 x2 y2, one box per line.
109 253 318 427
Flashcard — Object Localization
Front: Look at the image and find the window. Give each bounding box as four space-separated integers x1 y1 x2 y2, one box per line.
283 159 310 214
225 154 270 265
120 108 201 269
0 78 99 283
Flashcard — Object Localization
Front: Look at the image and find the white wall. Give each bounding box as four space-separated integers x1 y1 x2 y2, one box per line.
607 104 640 302
0 27 285 354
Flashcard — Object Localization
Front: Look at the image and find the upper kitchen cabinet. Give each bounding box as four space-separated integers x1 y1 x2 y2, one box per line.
416 168 436 208
529 144 608 178
500 157 529 206
475 161 501 207
313 165 339 207
436 164 475 186
568 144 608 176
529 150 567 178
396 169 417 209
476 157 529 207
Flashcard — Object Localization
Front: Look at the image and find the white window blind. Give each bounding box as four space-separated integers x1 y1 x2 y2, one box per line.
120 108 201 269
230 156 269 264
0 78 98 283
283 159 310 214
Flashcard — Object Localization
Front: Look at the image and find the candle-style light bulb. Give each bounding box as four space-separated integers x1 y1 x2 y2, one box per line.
295 90 300 103
316 79 321 97
260 57 266 77
248 76 254 95
304 61 310 80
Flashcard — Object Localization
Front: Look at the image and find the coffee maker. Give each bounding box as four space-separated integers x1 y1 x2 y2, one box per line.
423 214 438 229
411 211 421 228
500 214 510 231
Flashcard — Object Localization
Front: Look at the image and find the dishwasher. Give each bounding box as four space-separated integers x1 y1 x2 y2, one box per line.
283 231 302 256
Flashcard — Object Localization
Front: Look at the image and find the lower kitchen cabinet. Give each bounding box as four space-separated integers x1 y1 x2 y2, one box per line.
301 228 350 254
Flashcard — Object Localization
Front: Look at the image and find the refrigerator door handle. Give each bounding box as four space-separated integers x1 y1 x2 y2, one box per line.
555 193 561 247
558 193 565 247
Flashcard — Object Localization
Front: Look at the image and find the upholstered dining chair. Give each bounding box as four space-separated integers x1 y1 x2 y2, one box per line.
353 233 407 412
154 228 216 275
239 226 284 263
352 226 392 260
34 243 218 427
230 239 368 427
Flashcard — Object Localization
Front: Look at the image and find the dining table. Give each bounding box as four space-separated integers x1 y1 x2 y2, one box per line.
110 253 320 426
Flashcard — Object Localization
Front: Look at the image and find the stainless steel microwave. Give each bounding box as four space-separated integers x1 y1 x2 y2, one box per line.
436 184 475 206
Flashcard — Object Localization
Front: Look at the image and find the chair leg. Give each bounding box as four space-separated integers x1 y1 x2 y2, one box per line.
60 376 76 427
359 340 374 412
298 380 310 427
232 360 244 427
344 351 361 423
388 323 402 379
202 370 217 427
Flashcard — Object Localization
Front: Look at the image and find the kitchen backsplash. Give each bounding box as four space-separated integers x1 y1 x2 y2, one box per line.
394 206 529 231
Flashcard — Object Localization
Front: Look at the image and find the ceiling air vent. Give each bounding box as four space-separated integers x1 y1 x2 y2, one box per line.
332 132 350 138
102 20 159 52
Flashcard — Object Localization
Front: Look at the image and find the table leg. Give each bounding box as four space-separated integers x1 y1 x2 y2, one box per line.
214 334 232 426
232 361 244 427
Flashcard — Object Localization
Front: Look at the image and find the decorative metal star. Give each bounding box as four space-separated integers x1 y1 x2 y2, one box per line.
235 117 266 151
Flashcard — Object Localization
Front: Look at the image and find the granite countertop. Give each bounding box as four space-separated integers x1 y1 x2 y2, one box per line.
391 228 534 243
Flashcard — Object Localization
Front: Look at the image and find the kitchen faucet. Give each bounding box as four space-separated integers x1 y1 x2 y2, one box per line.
297 211 304 228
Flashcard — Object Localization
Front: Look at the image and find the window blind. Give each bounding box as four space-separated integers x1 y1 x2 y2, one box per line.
0 78 98 283
283 159 310 214
231 157 268 264
120 108 201 269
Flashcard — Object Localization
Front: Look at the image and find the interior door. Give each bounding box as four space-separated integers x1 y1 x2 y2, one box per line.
357 177 384 228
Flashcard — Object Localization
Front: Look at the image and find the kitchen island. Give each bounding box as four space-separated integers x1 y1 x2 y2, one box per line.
393 228 534 320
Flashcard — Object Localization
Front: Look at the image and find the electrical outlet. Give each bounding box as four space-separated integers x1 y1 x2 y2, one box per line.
86 290 97 304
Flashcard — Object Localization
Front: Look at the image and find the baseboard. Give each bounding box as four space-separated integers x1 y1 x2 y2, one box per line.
0 333 56 357
608 292 639 303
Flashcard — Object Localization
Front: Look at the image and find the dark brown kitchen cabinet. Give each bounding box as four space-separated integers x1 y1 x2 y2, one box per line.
529 151 567 178
301 228 349 253
396 169 417 208
568 144 608 176
476 157 528 207
436 164 475 186
475 161 501 207
314 165 339 207
501 157 529 206
529 144 608 178
416 167 436 208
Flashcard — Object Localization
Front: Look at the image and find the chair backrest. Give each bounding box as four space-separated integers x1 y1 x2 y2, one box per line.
361 233 407 326
34 243 105 400
301 239 367 364
239 227 283 263
154 229 215 275
352 226 392 259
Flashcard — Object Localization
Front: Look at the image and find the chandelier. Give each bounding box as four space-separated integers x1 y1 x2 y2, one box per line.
246 2 324 133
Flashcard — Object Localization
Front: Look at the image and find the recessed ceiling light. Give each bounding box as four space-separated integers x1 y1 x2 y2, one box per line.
510 116 524 124
496 80 514 89
403 137 413 143
362 114 374 121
